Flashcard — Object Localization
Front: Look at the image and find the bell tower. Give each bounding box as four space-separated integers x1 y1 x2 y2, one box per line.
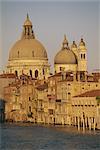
78 38 87 72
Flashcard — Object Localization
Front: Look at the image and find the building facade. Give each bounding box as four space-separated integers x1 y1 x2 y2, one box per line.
3 72 100 130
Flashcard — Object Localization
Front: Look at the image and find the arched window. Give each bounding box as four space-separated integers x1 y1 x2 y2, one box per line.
30 70 32 77
35 70 38 78
15 70 18 77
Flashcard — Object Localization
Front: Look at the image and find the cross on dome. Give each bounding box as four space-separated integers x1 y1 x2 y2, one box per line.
27 13 29 20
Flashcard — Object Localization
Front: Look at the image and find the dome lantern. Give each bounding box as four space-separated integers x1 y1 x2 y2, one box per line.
24 13 32 26
22 14 35 39
62 34 69 50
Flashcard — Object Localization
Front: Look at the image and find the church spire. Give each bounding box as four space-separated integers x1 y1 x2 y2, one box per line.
21 14 35 39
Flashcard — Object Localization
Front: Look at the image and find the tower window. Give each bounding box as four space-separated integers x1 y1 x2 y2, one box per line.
84 54 85 59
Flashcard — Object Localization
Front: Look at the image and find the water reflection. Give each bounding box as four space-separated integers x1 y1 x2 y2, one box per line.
0 123 100 150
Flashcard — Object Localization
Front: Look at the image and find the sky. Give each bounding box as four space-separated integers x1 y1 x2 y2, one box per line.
0 0 100 73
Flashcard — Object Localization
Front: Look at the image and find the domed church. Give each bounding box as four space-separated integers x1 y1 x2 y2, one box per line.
54 35 87 73
7 14 50 79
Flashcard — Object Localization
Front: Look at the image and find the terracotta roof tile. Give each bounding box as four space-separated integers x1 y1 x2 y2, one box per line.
74 89 100 97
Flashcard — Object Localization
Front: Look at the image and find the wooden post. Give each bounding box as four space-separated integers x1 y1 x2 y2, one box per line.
85 117 87 128
83 118 85 132
93 118 95 131
89 118 91 131
75 117 76 126
78 117 80 131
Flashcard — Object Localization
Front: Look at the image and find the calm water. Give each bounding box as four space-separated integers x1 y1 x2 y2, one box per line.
0 123 100 150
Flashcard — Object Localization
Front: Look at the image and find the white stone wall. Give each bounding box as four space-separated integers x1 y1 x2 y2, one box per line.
54 64 77 73
7 59 50 79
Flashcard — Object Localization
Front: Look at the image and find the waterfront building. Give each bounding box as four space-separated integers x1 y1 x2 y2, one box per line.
1 15 100 130
3 72 100 130
35 83 48 124
0 73 15 99
71 90 100 130
4 74 36 122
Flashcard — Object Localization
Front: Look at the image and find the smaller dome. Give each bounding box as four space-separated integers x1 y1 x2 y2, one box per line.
54 49 77 64
24 14 32 26
54 35 77 64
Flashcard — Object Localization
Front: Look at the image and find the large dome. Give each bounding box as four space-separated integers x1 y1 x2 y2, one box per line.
7 14 50 79
9 14 48 61
54 49 77 64
9 39 48 60
54 35 77 64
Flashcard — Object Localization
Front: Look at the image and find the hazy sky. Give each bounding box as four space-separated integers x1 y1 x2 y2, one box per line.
0 0 100 73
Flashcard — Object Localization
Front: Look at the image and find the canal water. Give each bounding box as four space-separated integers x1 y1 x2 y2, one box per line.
0 123 100 150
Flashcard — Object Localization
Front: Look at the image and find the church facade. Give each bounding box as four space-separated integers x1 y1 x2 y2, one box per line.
7 14 50 80
54 35 87 74
7 14 87 79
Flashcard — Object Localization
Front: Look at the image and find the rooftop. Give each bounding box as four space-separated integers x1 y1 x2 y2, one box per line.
74 89 100 97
